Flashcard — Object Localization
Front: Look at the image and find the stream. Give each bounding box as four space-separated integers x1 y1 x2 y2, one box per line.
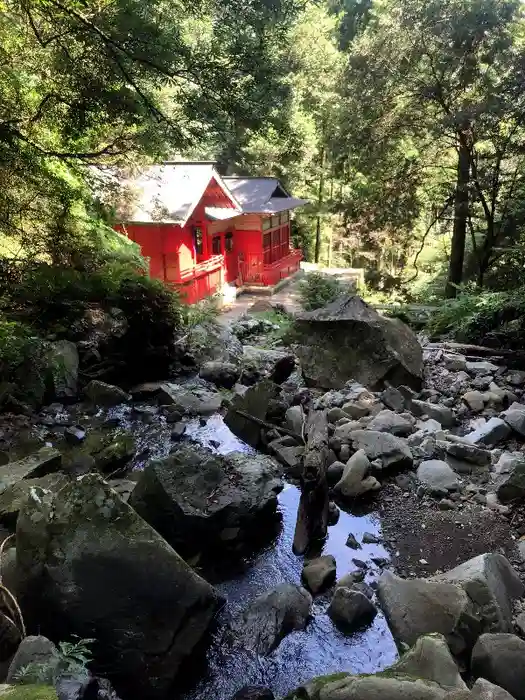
178 415 398 700
40 405 398 699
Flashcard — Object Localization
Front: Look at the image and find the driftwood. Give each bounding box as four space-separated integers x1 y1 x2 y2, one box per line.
232 409 304 443
425 341 525 368
293 409 330 556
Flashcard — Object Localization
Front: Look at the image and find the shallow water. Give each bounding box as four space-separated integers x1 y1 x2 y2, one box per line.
179 417 398 700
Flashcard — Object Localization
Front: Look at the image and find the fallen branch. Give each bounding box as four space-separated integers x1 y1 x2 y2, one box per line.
233 409 304 443
0 534 26 638
426 341 525 363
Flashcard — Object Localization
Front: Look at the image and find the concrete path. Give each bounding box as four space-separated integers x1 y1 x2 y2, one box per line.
219 276 303 325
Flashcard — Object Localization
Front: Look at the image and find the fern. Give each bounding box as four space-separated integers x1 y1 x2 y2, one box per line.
13 637 95 686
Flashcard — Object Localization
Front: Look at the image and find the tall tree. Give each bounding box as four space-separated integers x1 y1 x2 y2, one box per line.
338 0 525 295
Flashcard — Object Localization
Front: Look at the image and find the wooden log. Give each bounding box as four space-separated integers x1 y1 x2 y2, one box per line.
232 409 304 443
293 409 330 556
425 341 525 363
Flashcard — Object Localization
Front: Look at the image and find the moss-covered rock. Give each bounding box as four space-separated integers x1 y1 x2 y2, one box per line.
16 474 221 700
0 685 57 700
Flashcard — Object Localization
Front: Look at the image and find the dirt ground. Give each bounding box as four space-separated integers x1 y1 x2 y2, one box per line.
377 481 521 579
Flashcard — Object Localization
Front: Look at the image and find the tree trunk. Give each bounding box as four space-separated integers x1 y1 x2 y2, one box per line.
293 410 329 556
314 145 325 264
446 131 470 298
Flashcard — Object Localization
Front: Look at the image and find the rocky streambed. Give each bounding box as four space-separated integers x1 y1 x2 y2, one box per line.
2 295 525 700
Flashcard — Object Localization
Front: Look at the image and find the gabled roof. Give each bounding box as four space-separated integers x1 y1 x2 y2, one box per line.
114 163 240 226
223 176 308 214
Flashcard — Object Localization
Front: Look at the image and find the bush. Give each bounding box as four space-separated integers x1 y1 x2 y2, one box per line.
0 317 46 405
298 272 343 311
426 287 525 348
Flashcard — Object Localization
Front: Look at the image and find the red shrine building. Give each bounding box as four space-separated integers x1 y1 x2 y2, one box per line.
114 161 307 304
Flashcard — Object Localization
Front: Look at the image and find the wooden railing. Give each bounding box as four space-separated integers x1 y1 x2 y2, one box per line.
172 255 225 304
261 249 302 286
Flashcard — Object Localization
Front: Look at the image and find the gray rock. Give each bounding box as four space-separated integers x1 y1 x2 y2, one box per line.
333 421 367 442
0 447 61 493
502 409 525 438
0 472 69 524
465 418 511 447
342 401 371 420
16 474 221 698
130 445 282 557
199 361 240 389
367 410 414 437
180 321 243 365
328 501 340 525
269 438 304 478
494 453 522 475
496 462 525 503
362 532 381 544
302 555 337 594
84 380 129 406
507 371 525 387
463 391 486 413
333 449 380 498
7 635 57 683
307 675 452 700
293 295 423 390
346 533 361 550
349 430 413 470
158 383 222 416
467 361 500 375
47 340 79 400
435 553 524 634
327 461 345 486
328 587 377 631
444 354 468 372
286 406 305 436
472 678 517 700
416 460 459 494
231 688 274 700
391 633 467 690
446 443 492 466
471 633 525 700
411 400 455 428
232 584 312 655
225 379 279 447
242 346 294 380
381 386 406 411
377 571 478 656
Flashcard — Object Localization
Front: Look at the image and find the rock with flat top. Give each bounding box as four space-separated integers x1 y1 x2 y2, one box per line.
502 408 525 438
463 391 486 413
367 410 414 436
417 460 459 494
84 379 129 406
434 553 524 633
496 462 525 503
377 570 479 656
293 295 423 390
349 430 413 470
411 400 455 427
446 443 491 466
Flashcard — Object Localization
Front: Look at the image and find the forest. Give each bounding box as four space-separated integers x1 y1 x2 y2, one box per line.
2 0 525 385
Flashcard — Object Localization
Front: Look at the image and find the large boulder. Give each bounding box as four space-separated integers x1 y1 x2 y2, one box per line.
199 361 241 389
7 635 57 683
84 380 129 407
231 584 312 655
434 553 524 633
292 295 423 390
46 340 79 400
16 474 221 699
176 321 243 367
377 571 480 656
471 634 525 700
129 444 283 558
471 679 516 700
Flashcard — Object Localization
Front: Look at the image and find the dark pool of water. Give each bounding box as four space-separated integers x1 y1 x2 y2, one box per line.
178 417 398 700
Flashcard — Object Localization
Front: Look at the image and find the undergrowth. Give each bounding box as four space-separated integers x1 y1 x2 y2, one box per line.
13 637 94 686
426 287 525 348
298 272 343 310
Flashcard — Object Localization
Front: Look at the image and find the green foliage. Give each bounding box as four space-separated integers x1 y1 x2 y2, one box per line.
13 637 94 686
426 287 525 348
180 296 221 329
0 685 58 700
298 271 343 310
